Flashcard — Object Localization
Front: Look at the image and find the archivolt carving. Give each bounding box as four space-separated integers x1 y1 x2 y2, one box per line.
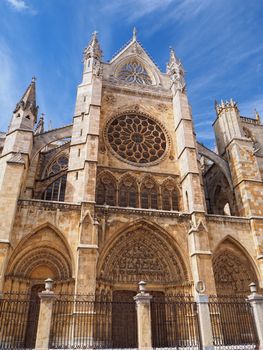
11 247 71 280
213 249 257 294
6 227 73 282
98 224 188 284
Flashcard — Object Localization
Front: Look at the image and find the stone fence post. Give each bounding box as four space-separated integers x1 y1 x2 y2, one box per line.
248 282 263 350
196 293 214 350
134 281 153 350
35 278 56 350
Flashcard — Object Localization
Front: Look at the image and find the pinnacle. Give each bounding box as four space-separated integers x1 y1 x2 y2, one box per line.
84 31 102 60
132 27 137 41
13 78 38 117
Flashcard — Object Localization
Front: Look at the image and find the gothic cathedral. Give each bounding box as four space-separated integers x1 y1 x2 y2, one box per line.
0 31 263 298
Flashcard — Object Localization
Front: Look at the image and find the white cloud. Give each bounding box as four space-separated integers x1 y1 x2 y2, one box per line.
6 0 28 11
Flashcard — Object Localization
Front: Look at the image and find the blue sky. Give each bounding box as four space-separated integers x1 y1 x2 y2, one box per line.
0 0 263 149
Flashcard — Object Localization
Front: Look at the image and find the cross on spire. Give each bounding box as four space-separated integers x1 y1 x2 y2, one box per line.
133 27 137 41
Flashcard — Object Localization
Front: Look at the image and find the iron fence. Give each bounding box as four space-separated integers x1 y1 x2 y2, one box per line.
0 293 40 349
208 295 259 349
49 294 138 349
151 295 200 350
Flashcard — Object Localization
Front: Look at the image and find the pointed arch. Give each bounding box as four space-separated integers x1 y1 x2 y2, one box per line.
96 171 117 206
212 236 259 295
140 175 159 209
161 178 180 211
118 173 138 208
6 224 74 282
97 220 190 286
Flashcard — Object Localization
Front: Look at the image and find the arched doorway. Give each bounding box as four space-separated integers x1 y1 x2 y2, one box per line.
4 226 74 347
97 222 190 347
213 239 258 295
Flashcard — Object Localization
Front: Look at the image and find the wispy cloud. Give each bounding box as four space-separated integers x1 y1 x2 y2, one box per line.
6 0 28 11
101 0 211 26
102 0 173 21
6 0 37 14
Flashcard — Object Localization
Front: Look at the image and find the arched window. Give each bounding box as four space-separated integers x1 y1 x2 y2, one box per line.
172 190 179 211
140 179 158 209
96 174 117 206
45 154 68 178
161 181 179 211
118 177 137 208
42 175 67 202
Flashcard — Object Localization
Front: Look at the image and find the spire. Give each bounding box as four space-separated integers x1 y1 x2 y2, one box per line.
132 27 137 41
35 113 45 134
84 31 102 61
13 77 38 118
255 109 261 124
167 47 186 92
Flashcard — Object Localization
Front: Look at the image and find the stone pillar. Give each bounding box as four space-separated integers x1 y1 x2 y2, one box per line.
134 281 153 350
35 278 56 350
248 282 263 349
196 293 214 350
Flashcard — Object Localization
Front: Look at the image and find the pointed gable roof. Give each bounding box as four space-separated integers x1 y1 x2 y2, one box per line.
14 77 38 117
109 28 161 73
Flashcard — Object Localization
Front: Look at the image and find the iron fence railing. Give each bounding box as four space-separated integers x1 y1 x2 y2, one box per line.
0 293 40 349
49 294 137 349
208 295 259 349
151 295 200 349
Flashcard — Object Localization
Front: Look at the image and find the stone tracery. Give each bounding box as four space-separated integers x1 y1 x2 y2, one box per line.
213 248 257 294
106 113 168 166
117 60 152 85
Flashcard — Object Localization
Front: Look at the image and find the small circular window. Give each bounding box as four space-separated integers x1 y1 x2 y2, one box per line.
105 113 169 166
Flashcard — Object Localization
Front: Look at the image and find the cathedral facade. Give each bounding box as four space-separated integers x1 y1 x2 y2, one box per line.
0 31 263 299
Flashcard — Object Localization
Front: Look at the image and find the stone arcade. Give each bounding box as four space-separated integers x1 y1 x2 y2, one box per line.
0 30 263 303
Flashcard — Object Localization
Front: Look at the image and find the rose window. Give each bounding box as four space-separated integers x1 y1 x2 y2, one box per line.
117 61 152 85
106 114 168 165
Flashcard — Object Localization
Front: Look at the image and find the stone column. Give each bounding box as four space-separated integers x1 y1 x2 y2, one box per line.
196 293 214 350
248 282 263 350
35 278 56 350
134 281 153 350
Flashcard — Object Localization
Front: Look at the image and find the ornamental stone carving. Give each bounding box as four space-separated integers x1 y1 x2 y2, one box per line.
105 113 170 166
213 250 257 294
99 225 187 284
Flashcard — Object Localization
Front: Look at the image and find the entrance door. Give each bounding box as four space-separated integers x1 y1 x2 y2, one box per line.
112 290 137 348
24 284 44 348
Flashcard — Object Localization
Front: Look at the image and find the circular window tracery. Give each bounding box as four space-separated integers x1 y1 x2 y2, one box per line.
117 61 152 85
105 114 168 166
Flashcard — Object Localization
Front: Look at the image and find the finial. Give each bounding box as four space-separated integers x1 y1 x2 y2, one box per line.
40 112 45 120
31 76 36 83
133 27 137 41
255 109 261 122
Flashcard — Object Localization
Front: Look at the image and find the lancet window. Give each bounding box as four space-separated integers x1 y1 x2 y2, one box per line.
45 154 68 178
95 173 180 211
118 177 137 208
162 182 179 211
140 179 158 209
42 175 67 202
96 174 117 206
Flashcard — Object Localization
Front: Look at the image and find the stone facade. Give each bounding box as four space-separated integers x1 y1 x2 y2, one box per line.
0 31 263 299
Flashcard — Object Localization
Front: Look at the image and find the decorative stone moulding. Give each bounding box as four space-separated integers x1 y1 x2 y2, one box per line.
104 111 171 167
